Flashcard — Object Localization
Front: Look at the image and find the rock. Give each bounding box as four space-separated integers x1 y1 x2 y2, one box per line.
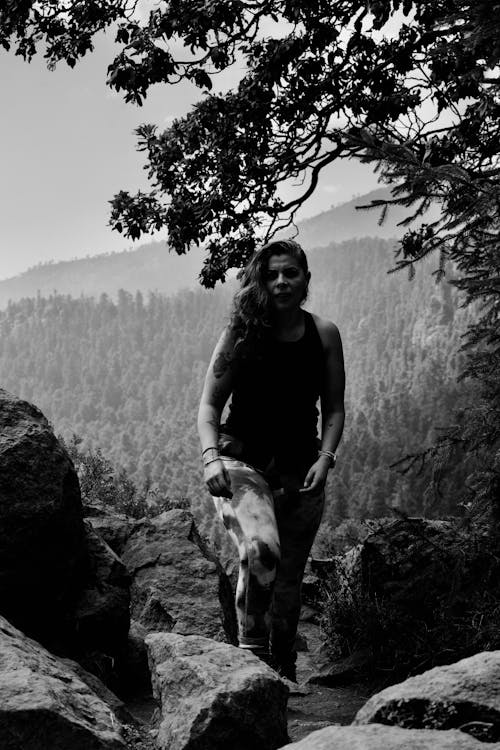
0 614 125 750
316 519 480 679
301 575 322 606
0 389 86 649
286 721 332 743
299 604 319 623
307 649 372 687
59 656 134 725
322 519 460 619
354 650 500 742
86 501 138 556
115 620 152 696
121 509 237 643
278 723 498 749
146 632 289 750
359 518 458 615
74 523 131 656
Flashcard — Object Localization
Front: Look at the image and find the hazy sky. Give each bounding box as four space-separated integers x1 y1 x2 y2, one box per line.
0 26 379 281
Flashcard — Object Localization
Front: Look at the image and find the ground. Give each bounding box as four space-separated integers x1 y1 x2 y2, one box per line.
124 618 380 746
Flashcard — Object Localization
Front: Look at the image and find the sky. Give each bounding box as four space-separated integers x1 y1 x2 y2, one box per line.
0 24 379 281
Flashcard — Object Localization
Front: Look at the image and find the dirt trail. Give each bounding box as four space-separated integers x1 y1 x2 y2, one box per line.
285 618 379 743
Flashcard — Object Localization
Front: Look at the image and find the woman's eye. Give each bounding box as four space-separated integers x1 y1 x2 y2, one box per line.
266 268 300 280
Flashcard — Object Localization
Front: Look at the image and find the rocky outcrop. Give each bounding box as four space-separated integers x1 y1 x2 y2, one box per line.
307 649 372 687
355 650 500 742
320 518 460 627
74 523 131 657
314 518 482 678
358 518 459 615
59 655 134 725
0 389 86 650
116 619 152 694
85 501 138 556
147 632 289 750
121 509 236 643
0 615 126 750
278 723 499 749
0 390 132 680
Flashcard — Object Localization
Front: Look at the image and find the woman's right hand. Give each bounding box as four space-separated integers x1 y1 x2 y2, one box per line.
204 459 233 498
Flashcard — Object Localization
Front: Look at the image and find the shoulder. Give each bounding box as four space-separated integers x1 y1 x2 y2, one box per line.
213 324 239 353
309 313 342 352
209 325 238 371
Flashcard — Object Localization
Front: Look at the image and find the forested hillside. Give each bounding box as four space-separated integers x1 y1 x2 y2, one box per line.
0 237 474 544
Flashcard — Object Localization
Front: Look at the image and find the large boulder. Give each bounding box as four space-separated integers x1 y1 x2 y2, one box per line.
278 723 499 749
355 650 500 742
146 632 289 750
59 656 134 725
358 518 459 614
0 615 126 750
121 508 237 643
0 389 86 649
316 517 496 677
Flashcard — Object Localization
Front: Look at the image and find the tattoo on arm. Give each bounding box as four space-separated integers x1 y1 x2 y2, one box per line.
213 352 232 379
211 383 228 409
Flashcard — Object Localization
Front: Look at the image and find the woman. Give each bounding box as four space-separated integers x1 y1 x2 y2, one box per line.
197 239 345 681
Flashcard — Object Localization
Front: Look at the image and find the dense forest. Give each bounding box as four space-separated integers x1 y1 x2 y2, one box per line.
0 237 475 547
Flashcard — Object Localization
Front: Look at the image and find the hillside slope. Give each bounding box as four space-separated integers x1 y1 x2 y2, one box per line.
0 188 438 308
0 242 206 309
0 238 473 541
295 187 439 249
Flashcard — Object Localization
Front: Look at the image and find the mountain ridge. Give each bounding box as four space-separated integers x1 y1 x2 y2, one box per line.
0 187 435 307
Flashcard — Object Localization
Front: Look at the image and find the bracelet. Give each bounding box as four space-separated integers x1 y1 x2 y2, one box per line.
318 450 337 468
204 457 223 467
202 446 218 456
203 447 220 466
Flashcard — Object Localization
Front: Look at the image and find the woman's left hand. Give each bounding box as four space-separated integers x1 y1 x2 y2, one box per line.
300 456 331 495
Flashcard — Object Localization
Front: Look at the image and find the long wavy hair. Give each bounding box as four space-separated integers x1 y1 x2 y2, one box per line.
230 239 310 358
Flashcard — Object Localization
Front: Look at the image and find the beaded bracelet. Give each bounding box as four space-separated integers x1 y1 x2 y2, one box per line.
318 449 337 468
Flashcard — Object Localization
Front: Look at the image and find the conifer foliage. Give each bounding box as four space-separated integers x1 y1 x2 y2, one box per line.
2 3 498 282
2 0 498 516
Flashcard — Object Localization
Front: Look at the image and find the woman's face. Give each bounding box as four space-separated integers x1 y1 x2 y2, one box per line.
264 253 309 311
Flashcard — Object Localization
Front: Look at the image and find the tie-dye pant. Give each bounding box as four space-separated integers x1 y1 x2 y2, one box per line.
212 457 324 673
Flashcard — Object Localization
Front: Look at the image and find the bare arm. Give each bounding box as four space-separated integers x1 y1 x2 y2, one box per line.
197 327 236 497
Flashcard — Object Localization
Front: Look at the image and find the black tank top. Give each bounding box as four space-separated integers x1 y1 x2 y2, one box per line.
222 311 324 476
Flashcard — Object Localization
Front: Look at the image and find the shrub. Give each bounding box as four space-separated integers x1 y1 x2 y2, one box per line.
61 433 190 519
